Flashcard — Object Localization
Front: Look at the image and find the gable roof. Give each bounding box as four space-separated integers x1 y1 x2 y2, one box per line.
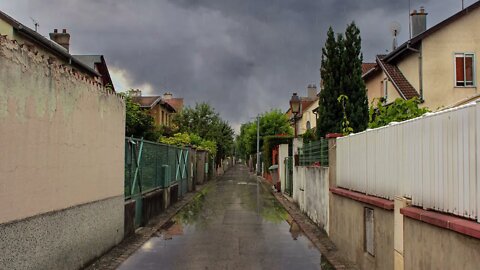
376 56 420 100
0 10 99 77
362 63 376 75
385 1 480 62
377 56 420 99
165 98 184 112
74 55 115 91
132 96 176 112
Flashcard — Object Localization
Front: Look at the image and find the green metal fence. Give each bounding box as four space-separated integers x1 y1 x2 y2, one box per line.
298 139 329 166
124 137 189 199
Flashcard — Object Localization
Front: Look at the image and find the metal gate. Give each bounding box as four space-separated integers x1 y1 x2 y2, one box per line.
284 156 293 196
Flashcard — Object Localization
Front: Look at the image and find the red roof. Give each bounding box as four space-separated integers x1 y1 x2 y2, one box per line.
377 56 419 100
132 96 176 112
165 98 184 112
362 63 376 76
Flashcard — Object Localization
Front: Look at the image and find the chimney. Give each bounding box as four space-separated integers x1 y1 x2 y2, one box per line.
307 84 317 99
411 7 428 38
130 89 142 97
163 92 173 100
49 28 70 51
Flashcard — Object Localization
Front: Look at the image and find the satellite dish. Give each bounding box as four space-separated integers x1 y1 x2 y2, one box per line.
389 22 401 50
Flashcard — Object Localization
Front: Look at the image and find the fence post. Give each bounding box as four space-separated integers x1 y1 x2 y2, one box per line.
131 138 144 196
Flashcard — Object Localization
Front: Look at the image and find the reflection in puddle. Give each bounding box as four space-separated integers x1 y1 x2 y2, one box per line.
118 171 334 270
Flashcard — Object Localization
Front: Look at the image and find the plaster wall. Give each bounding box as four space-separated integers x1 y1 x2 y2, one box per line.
403 217 480 270
396 53 420 93
365 71 402 106
297 101 317 135
329 194 394 270
278 144 289 193
421 10 480 110
0 36 125 224
294 166 329 233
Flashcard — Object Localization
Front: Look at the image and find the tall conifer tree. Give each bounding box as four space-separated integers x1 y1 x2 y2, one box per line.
317 28 344 137
317 23 369 137
343 22 369 132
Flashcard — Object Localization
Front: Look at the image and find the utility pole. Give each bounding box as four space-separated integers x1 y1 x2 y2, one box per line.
256 115 260 176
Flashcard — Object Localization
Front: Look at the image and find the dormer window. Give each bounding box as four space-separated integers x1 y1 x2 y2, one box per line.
455 53 475 87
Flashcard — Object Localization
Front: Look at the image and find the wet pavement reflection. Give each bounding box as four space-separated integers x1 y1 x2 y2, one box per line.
117 165 332 270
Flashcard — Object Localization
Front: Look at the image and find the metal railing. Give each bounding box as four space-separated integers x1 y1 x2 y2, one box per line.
298 139 329 166
125 137 189 199
337 102 480 222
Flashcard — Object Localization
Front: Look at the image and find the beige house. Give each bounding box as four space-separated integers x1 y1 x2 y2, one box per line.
131 90 180 127
364 3 480 110
0 11 117 88
287 84 318 136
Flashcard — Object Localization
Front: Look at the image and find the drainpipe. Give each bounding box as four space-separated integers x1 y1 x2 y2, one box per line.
407 42 424 101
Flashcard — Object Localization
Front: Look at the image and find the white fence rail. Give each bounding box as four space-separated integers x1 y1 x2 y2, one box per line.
337 102 480 222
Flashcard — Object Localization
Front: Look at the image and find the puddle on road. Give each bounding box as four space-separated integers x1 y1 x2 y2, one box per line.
118 173 334 270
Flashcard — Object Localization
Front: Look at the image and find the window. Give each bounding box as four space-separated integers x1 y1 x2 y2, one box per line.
382 78 388 102
364 207 375 256
455 53 475 87
306 121 311 130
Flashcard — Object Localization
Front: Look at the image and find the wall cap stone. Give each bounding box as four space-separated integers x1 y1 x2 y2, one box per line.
400 206 480 239
330 187 394 210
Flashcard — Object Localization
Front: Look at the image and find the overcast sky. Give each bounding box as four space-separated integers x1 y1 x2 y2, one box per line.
1 0 476 132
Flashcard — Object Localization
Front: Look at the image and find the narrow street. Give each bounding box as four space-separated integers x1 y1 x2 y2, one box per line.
117 165 330 270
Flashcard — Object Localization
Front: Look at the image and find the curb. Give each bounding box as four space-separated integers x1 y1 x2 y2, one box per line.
254 174 358 270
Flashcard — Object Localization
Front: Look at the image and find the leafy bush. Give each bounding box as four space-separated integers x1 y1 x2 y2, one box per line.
158 133 217 155
369 97 429 128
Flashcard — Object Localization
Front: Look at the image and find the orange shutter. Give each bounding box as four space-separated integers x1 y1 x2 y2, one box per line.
456 56 465 85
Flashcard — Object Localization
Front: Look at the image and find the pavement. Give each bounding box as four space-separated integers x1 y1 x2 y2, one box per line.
85 164 357 270
115 165 332 270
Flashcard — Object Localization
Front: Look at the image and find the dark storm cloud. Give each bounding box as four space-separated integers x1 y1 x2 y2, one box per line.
1 0 476 131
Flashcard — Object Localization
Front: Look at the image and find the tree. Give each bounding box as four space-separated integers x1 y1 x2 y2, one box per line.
173 103 234 165
122 90 158 141
237 109 293 160
317 27 344 137
343 22 369 132
316 23 369 137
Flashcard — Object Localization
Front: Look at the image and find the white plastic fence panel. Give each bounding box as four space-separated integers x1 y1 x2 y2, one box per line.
336 102 478 221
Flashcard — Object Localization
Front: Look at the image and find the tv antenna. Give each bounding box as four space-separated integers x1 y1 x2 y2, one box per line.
30 17 39 32
390 21 401 50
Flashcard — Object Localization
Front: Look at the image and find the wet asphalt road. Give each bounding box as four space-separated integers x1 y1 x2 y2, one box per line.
117 165 328 270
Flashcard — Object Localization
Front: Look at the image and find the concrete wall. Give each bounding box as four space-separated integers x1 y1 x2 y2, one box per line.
0 36 125 269
278 144 289 193
329 194 394 270
293 166 329 233
404 217 480 270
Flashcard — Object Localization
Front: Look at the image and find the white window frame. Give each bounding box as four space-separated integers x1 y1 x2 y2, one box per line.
382 78 388 102
454 52 476 88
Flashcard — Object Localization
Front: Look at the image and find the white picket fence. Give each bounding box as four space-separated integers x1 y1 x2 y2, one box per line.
337 101 480 222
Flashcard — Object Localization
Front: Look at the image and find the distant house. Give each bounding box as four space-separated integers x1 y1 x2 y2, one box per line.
287 84 318 136
74 55 115 91
0 10 113 90
364 3 480 110
130 90 177 127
